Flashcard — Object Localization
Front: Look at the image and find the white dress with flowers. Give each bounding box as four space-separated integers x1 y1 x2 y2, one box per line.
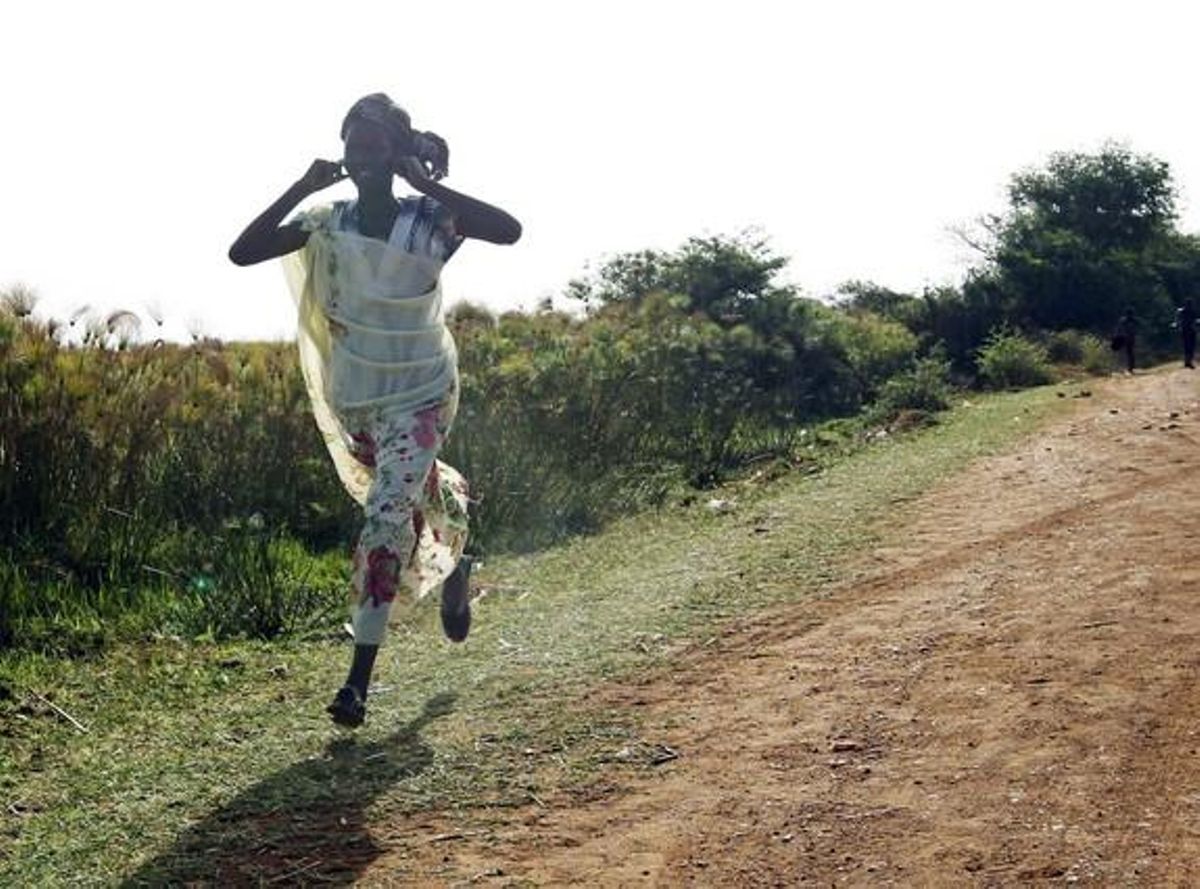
282 197 470 645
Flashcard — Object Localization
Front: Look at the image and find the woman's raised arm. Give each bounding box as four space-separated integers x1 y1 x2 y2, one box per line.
396 158 522 246
228 160 345 266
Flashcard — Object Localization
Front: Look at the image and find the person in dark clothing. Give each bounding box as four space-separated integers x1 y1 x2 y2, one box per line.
1175 300 1197 368
1114 309 1139 373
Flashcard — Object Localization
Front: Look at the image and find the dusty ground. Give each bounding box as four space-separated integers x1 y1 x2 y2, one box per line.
375 368 1200 887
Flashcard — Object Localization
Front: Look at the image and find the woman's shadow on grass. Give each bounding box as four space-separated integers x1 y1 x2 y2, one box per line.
122 691 457 887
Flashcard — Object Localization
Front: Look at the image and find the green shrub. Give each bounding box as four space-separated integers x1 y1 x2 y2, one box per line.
1080 334 1113 375
871 356 953 419
1044 329 1111 375
825 309 921 402
1045 329 1087 363
976 328 1055 389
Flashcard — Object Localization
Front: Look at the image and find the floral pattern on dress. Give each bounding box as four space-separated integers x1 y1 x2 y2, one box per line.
342 387 470 646
349 431 378 468
412 405 440 450
364 547 401 607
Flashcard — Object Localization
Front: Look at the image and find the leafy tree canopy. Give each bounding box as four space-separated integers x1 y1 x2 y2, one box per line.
566 232 791 323
971 143 1196 337
1004 143 1175 253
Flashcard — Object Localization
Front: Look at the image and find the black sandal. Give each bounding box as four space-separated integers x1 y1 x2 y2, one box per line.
326 685 366 727
440 557 473 643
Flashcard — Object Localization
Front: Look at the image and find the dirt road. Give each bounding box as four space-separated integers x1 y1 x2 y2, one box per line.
380 368 1200 886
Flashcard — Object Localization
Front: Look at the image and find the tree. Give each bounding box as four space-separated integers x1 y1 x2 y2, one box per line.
1007 145 1174 253
559 233 925 476
834 280 931 334
566 232 790 323
974 143 1194 339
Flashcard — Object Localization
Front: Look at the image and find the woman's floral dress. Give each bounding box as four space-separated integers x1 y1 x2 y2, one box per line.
283 197 470 645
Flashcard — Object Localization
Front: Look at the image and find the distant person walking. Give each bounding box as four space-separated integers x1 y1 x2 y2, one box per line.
1175 299 1197 368
1113 308 1139 373
229 93 522 727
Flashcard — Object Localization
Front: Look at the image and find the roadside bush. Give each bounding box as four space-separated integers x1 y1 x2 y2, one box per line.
976 328 1055 389
824 309 921 403
1080 334 1113 375
1045 329 1087 363
871 356 954 420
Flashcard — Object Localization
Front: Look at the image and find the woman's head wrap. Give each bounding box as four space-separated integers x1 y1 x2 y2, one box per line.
340 93 448 179
341 93 413 150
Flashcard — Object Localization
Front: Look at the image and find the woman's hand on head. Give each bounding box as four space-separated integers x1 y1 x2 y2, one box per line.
296 159 347 195
395 155 432 186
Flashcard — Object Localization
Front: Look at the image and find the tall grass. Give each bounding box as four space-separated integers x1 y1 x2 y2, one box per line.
2 288 925 653
0 306 356 652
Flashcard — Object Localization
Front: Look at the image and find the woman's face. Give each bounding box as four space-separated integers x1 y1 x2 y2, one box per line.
342 118 403 188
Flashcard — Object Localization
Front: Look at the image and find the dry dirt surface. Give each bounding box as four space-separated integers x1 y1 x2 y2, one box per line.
378 368 1200 887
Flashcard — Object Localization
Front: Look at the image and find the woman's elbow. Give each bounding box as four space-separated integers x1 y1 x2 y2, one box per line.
228 241 262 267
499 218 522 245
228 239 249 266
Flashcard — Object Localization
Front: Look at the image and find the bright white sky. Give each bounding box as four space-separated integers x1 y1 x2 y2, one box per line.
6 0 1200 341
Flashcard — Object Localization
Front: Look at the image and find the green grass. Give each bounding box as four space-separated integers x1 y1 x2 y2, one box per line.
0 383 1069 886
